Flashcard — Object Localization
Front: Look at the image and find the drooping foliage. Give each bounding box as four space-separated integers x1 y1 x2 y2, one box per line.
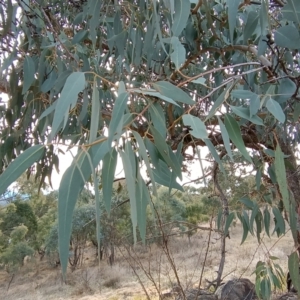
0 0 300 290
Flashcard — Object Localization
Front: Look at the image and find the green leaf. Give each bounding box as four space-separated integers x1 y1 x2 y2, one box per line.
244 11 259 43
224 114 252 163
230 106 264 126
151 125 182 178
288 252 300 295
170 36 186 70
22 55 35 94
152 161 184 191
289 200 298 244
263 207 271 238
206 86 231 121
58 150 93 277
120 146 137 243
153 0 168 55
152 81 194 105
249 202 259 234
102 148 118 214
274 25 300 50
282 0 300 25
182 115 208 139
0 145 45 195
136 174 150 244
134 89 179 106
88 0 102 45
192 77 207 85
149 103 167 137
255 210 263 243
224 212 235 237
89 79 100 143
272 207 285 235
217 116 233 161
240 215 249 244
204 138 225 173
108 92 128 144
226 0 242 43
50 72 86 140
240 197 254 209
172 0 190 37
72 30 88 44
132 131 157 197
266 98 285 123
274 144 289 211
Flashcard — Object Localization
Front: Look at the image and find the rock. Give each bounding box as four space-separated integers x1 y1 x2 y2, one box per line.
215 278 258 300
276 292 299 300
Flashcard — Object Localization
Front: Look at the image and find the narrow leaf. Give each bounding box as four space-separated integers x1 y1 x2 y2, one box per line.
102 148 118 214
274 144 290 211
204 138 225 173
108 92 128 144
0 145 45 195
288 252 300 295
132 131 157 197
50 72 86 140
120 148 137 243
170 36 186 70
224 212 235 237
266 98 286 123
182 115 208 139
152 81 194 105
22 55 35 94
89 79 100 143
224 114 253 163
226 0 242 43
217 116 233 161
172 0 190 36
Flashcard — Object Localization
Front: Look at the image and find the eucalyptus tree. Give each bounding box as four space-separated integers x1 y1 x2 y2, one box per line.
0 0 300 292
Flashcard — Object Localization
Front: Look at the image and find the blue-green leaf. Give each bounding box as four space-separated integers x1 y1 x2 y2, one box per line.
226 0 242 43
149 103 167 138
102 148 118 214
151 126 182 178
224 114 252 163
274 144 289 211
224 212 235 237
274 25 300 50
22 55 35 94
204 138 225 173
282 0 300 25
217 116 233 161
182 115 208 139
89 79 100 143
108 92 128 144
152 161 184 191
272 207 285 235
172 0 190 37
266 98 285 123
120 147 137 243
264 207 271 237
230 106 264 126
0 145 45 195
132 131 157 197
152 81 194 105
170 36 186 70
58 150 92 277
50 72 86 140
288 252 300 295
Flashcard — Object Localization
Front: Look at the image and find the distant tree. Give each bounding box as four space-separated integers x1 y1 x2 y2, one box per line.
0 225 34 272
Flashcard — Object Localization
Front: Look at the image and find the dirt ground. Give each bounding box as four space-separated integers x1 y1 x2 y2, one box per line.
0 222 294 300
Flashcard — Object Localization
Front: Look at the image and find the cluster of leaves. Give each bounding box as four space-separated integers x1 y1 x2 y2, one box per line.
0 0 300 297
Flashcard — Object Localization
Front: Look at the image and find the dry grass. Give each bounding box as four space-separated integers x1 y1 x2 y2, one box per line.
0 222 294 300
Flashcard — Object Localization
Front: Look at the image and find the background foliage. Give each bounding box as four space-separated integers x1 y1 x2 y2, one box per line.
0 0 300 297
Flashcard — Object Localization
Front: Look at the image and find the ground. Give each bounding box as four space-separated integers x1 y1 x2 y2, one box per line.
0 222 294 300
